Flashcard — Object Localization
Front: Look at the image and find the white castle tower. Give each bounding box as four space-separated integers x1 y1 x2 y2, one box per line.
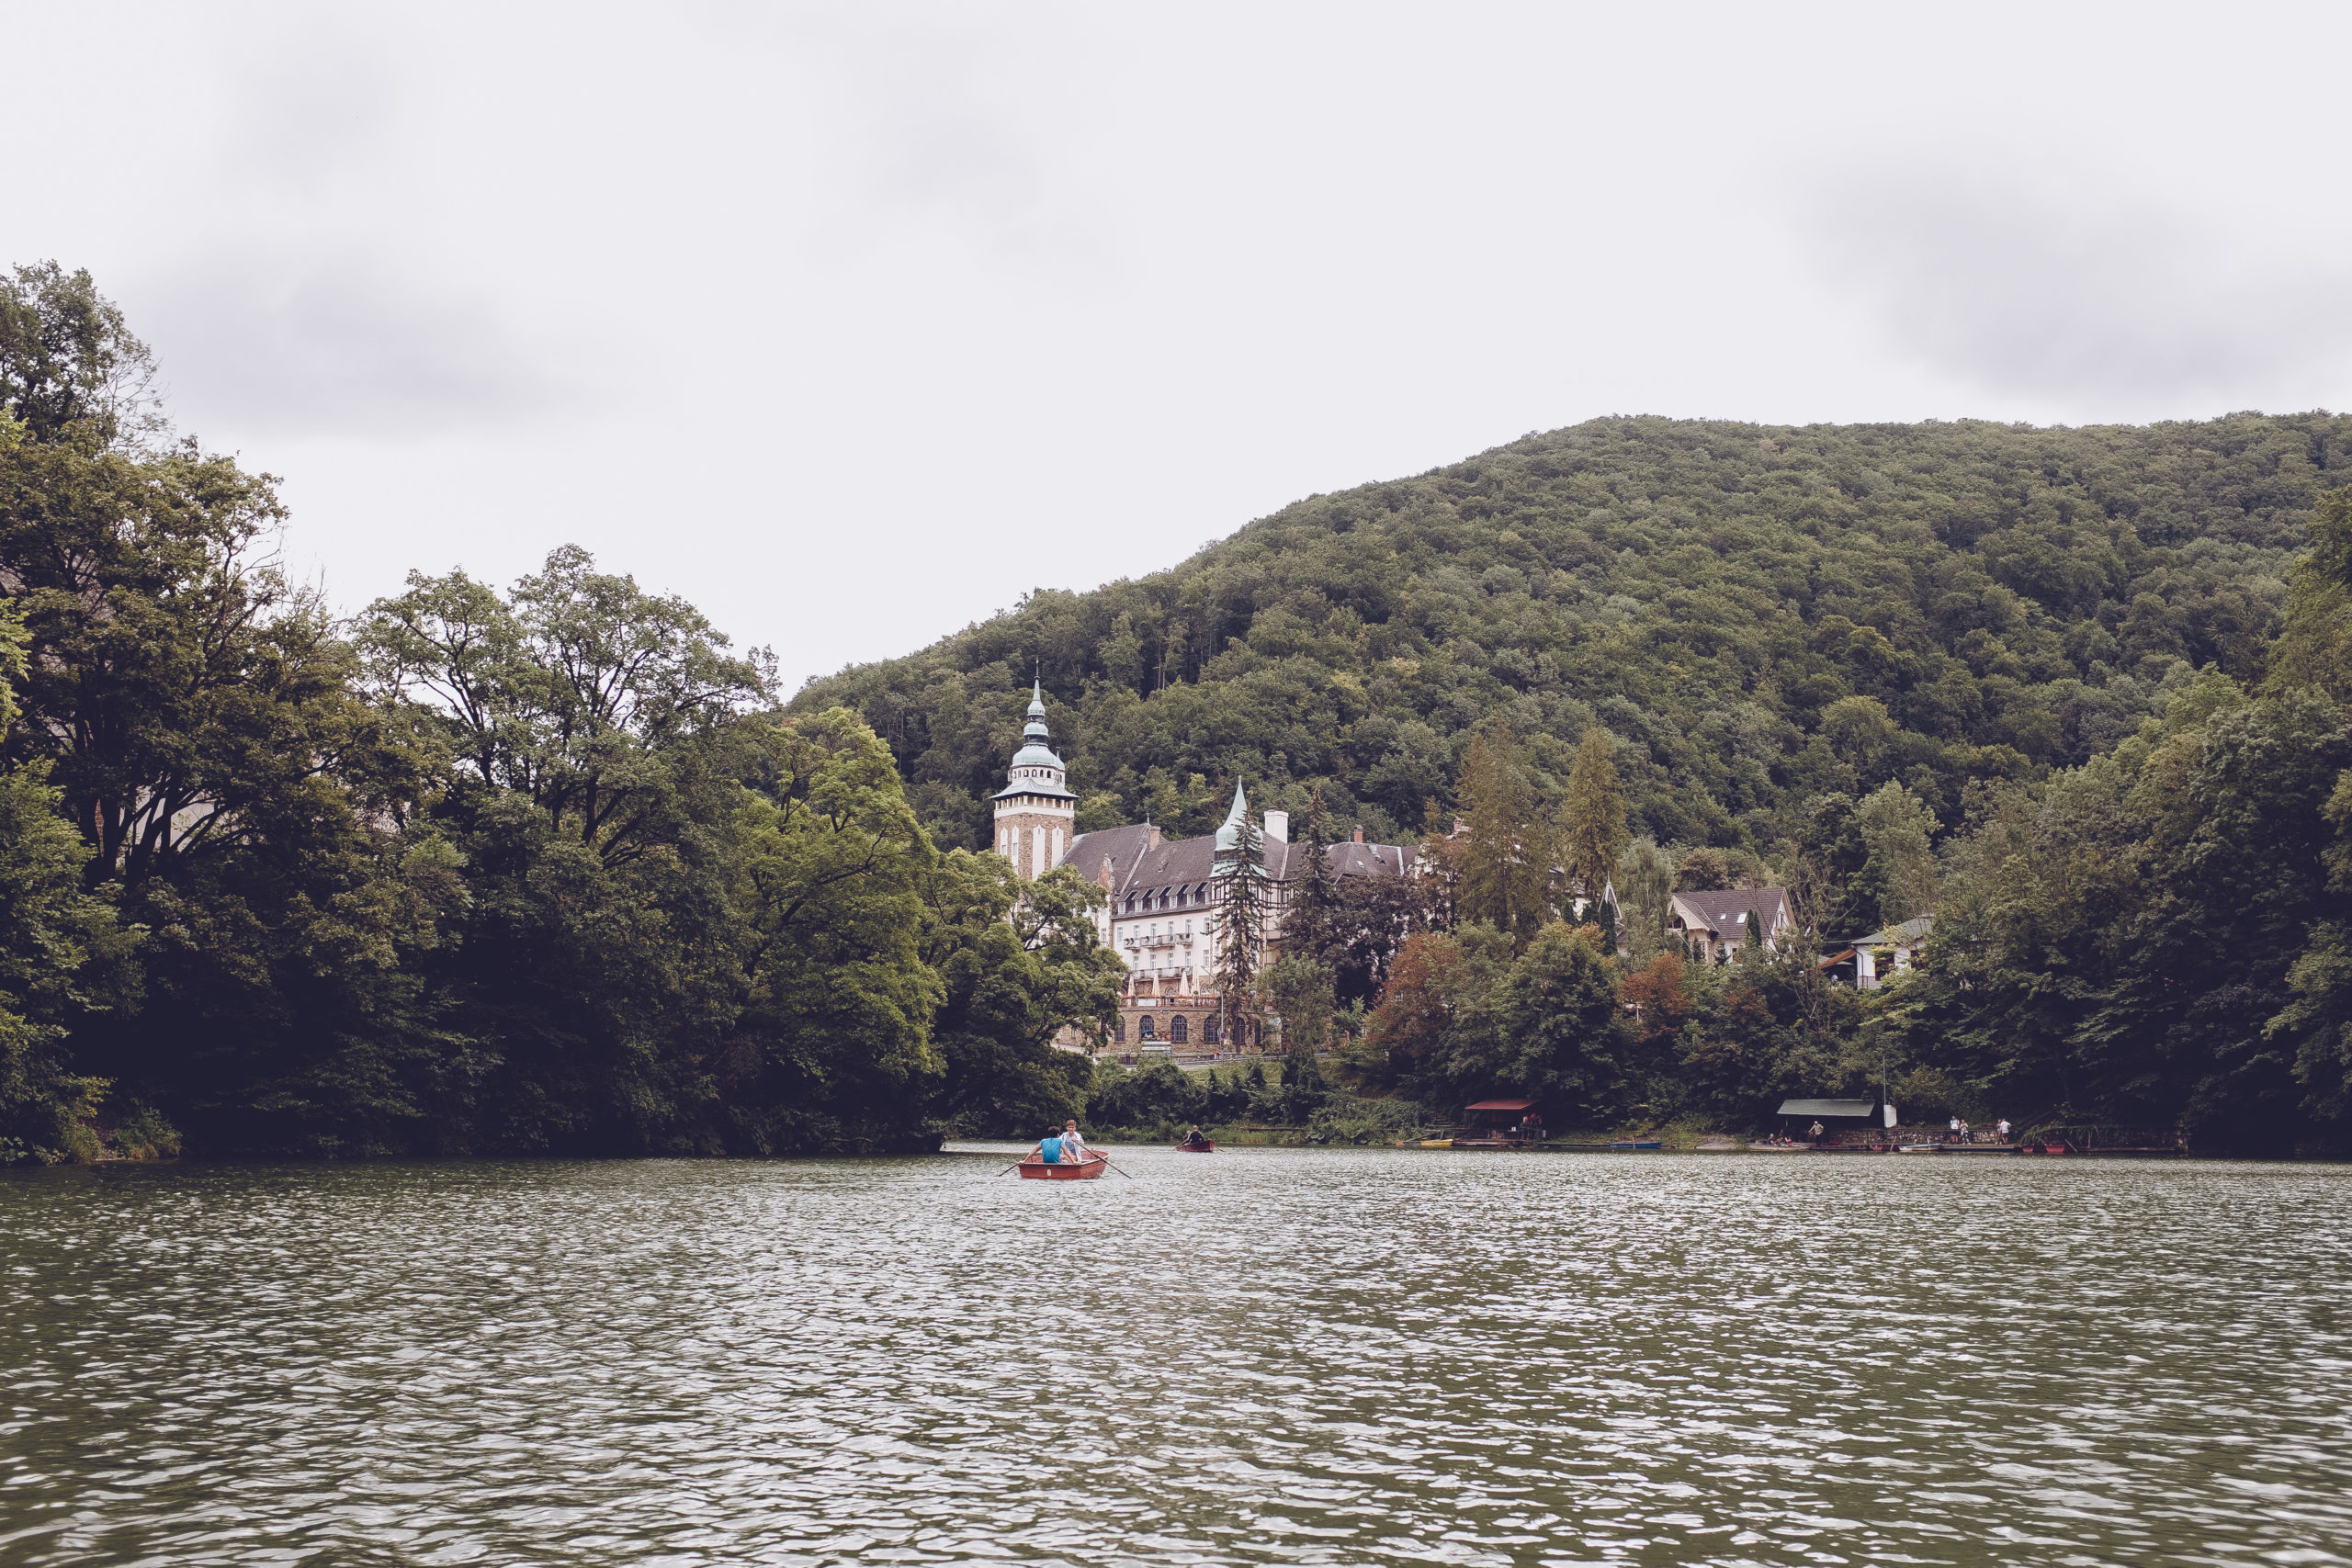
993 680 1076 879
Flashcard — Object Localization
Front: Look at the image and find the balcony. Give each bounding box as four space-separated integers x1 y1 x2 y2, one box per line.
1123 931 1193 952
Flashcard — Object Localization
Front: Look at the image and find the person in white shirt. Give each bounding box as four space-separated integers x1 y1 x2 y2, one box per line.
1949 1115 1962 1143
1059 1120 1089 1163
1996 1117 2012 1142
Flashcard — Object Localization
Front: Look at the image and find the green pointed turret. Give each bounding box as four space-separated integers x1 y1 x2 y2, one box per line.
1214 782 1250 852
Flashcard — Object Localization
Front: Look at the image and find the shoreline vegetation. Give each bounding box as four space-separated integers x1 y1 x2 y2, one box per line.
4 265 2351 1165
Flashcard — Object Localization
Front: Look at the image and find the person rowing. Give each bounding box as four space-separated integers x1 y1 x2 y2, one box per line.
1180 1125 1211 1150
1029 1127 1069 1166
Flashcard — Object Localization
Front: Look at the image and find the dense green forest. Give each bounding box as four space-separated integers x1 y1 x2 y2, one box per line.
5 264 2349 1160
802 407 2352 1154
801 412 2339 853
0 265 1116 1162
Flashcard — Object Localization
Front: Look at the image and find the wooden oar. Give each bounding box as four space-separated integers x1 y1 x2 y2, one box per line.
1094 1152 1135 1179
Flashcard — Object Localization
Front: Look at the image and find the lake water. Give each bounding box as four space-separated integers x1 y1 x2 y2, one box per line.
3 1147 2347 1566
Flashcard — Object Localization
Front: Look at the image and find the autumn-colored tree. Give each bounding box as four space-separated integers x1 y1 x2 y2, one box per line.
1621 952 1691 1050
1364 929 1460 1074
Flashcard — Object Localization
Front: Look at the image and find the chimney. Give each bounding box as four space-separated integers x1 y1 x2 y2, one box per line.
1262 810 1288 843
1096 856 1115 890
1146 824 1162 851
1351 825 1364 843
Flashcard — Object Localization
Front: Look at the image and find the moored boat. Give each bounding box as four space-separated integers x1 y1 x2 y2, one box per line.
1016 1153 1111 1180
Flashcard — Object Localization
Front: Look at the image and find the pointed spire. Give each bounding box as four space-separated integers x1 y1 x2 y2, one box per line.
1023 678 1051 742
1001 676 1067 784
1214 781 1252 853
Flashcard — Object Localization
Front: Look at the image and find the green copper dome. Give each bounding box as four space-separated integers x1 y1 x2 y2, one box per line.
995 679 1074 797
1012 678 1063 769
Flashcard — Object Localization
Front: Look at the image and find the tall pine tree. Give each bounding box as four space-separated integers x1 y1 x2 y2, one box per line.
1280 784 1340 965
1561 724 1628 917
1454 726 1549 945
1212 783 1269 1052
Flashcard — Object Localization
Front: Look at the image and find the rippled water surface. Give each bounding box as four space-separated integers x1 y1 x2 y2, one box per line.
5 1148 2350 1566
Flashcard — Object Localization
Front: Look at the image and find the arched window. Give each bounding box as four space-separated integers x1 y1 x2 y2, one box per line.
1204 1016 1221 1044
1170 1015 1188 1044
1139 1015 1156 1041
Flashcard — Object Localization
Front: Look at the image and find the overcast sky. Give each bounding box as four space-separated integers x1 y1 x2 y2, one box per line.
7 0 2348 688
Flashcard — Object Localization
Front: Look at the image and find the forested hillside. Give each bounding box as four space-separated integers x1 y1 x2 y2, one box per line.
6 261 2348 1162
800 415 2346 854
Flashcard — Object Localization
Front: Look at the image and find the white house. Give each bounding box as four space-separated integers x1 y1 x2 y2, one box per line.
1821 915 1933 990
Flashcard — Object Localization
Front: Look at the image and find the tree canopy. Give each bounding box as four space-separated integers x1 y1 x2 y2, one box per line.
799 414 2343 859
0 270 1120 1161
6 265 2352 1159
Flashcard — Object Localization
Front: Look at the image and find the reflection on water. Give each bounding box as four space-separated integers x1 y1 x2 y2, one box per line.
2 1148 2347 1564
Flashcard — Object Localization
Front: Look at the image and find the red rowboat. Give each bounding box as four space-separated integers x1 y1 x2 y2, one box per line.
1176 1140 1216 1153
1015 1153 1110 1180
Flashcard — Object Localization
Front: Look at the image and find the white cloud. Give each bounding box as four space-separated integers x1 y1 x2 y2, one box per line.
142 247 567 435
5 0 2348 684
1801 158 2352 413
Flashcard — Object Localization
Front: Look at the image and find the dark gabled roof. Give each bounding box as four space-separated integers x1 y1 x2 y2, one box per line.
1065 824 1161 890
1325 840 1414 879
1671 887 1792 934
1065 828 1413 899
1120 832 1227 895
1777 1098 1879 1118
